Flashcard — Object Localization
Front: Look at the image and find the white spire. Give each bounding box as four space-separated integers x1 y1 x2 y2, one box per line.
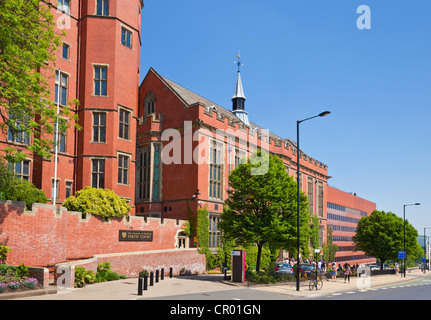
232 52 246 100
232 51 249 126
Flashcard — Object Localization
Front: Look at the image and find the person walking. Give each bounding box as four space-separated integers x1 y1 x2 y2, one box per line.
344 264 351 283
330 263 337 281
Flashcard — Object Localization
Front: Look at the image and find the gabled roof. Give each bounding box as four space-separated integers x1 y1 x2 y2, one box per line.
144 68 302 155
148 67 240 123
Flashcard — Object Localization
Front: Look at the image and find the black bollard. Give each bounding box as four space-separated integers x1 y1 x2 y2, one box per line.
143 274 148 291
156 269 159 283
138 277 143 295
170 267 173 278
150 271 154 286
161 268 164 280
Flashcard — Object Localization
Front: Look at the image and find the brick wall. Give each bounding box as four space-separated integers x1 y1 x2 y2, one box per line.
0 201 201 271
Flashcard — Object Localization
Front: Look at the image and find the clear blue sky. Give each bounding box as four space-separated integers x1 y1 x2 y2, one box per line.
140 0 431 234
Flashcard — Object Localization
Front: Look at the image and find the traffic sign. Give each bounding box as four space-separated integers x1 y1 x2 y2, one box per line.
398 251 406 260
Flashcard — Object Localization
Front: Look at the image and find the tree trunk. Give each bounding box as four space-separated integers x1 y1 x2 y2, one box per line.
256 243 263 273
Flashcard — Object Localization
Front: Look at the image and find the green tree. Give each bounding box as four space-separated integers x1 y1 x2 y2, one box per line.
219 151 311 273
0 0 79 162
322 226 338 263
353 210 419 269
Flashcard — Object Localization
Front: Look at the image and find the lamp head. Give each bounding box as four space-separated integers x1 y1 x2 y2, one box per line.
319 111 331 117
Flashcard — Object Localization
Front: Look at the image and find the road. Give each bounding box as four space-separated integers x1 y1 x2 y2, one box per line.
309 276 431 300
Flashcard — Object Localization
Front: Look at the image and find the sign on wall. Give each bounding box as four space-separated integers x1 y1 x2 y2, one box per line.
119 230 153 242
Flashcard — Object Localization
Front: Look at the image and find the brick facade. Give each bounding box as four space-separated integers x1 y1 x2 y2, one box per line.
0 200 196 268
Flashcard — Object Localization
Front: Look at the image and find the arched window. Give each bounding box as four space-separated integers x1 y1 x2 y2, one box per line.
144 92 156 116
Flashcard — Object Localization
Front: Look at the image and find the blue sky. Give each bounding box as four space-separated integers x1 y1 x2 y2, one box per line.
140 1 431 233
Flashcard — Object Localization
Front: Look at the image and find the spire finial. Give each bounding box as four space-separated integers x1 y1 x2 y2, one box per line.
234 50 243 72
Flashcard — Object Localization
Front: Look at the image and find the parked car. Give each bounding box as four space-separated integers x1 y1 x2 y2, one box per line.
298 264 316 273
274 263 293 274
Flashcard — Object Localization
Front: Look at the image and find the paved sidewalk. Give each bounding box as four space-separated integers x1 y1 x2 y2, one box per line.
246 269 426 298
11 270 426 300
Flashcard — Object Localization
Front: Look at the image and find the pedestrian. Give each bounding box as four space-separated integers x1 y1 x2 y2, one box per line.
330 263 337 281
344 265 351 283
395 263 399 275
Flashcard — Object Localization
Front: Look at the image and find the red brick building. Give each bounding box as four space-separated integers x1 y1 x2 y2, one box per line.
137 66 331 252
0 1 377 264
327 186 377 266
0 0 143 214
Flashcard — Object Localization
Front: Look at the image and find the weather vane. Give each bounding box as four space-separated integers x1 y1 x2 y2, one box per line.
234 50 243 72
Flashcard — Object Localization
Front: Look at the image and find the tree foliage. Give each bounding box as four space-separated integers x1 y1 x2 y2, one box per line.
219 151 311 272
62 187 130 219
322 226 337 263
0 159 47 208
0 0 79 162
353 210 419 269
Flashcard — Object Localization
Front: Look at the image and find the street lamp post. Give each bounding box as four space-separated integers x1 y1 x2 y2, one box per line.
423 227 431 273
296 111 330 291
403 203 420 278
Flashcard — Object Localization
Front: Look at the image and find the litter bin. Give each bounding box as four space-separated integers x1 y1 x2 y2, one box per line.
231 250 246 283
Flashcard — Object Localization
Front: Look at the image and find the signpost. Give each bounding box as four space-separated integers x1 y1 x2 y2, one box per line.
398 251 406 277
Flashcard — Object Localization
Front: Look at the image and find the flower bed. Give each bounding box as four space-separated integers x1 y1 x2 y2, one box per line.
0 263 43 294
0 278 42 294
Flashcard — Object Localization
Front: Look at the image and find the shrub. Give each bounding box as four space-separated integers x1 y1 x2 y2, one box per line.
63 187 130 219
139 269 148 276
0 246 11 264
16 264 29 278
0 283 7 293
4 178 48 209
74 266 95 288
95 261 121 282
97 262 111 273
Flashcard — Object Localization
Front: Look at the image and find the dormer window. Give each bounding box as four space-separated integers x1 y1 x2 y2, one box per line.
144 92 156 116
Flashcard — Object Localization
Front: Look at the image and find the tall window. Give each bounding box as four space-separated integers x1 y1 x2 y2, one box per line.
53 121 66 152
62 43 70 59
234 148 246 168
209 214 221 248
96 0 109 15
209 140 223 200
121 28 132 48
7 114 30 145
137 144 161 201
92 112 106 143
137 146 151 201
307 177 314 215
119 109 130 140
94 66 107 96
9 160 30 181
55 70 68 106
91 159 105 189
65 181 73 199
144 93 155 116
51 179 60 200
118 154 129 185
152 144 160 201
318 181 324 217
